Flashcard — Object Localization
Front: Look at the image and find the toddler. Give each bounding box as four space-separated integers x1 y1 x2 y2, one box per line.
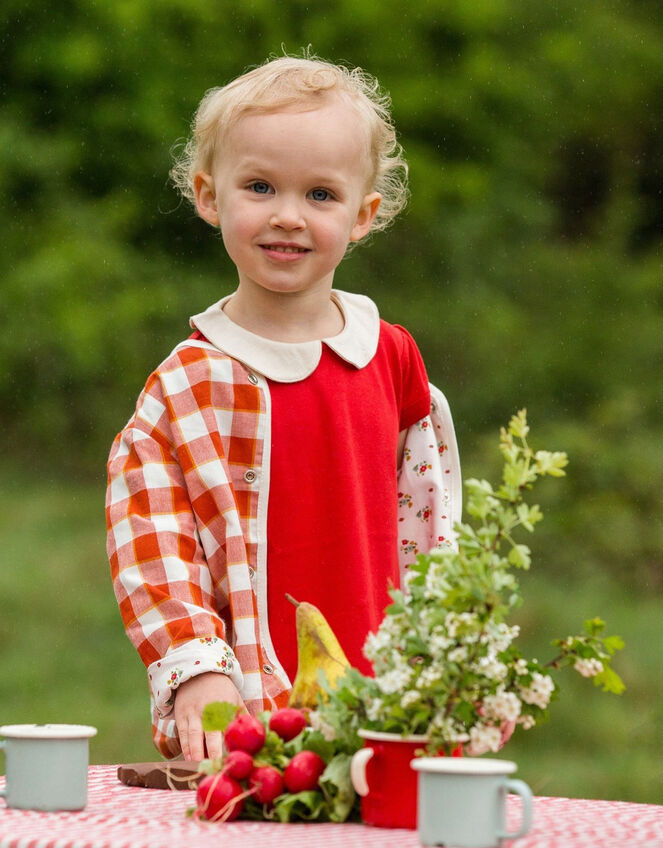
106 54 461 761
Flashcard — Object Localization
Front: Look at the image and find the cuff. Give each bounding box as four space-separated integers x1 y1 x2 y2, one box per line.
148 636 244 718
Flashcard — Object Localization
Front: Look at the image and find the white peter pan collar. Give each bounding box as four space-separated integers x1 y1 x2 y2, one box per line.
189 290 380 383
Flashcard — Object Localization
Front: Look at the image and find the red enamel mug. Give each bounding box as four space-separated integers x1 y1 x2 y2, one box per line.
350 730 427 829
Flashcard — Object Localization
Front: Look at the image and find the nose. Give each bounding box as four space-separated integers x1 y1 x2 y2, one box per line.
269 195 306 231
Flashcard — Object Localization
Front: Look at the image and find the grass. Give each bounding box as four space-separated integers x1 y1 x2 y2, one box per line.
0 469 660 803
0 470 155 765
508 571 662 802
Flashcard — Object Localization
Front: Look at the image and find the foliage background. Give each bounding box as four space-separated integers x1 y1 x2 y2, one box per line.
1 0 661 802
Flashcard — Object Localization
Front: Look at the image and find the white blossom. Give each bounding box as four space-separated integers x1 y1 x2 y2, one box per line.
474 652 508 681
466 723 502 756
400 690 421 709
429 633 454 657
416 665 443 689
519 672 555 709
482 691 522 723
363 618 404 668
481 622 520 653
376 668 413 695
517 714 536 730
363 629 390 660
513 658 529 676
366 697 384 721
308 711 336 741
375 653 414 695
574 658 604 678
402 569 417 589
448 646 468 663
445 611 478 638
431 713 470 744
424 561 451 600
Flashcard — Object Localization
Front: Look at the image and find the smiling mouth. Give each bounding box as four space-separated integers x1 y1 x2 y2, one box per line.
260 244 310 254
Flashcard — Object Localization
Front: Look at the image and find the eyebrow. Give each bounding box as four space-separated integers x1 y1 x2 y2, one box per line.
234 160 351 189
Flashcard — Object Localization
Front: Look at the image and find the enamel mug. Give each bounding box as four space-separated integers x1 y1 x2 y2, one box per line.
0 724 97 811
411 757 533 848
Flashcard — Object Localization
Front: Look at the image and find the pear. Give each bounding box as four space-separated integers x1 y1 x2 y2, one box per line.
285 594 350 709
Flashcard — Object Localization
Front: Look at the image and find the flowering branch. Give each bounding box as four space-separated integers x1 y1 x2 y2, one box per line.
316 410 625 757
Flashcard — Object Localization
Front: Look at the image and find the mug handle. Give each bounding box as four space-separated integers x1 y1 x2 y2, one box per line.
350 747 374 797
498 778 533 840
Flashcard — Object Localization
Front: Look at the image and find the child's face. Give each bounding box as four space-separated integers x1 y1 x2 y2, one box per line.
194 96 381 300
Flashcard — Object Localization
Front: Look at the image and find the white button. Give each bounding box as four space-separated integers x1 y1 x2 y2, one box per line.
248 567 256 580
262 664 274 675
244 469 257 483
247 372 259 385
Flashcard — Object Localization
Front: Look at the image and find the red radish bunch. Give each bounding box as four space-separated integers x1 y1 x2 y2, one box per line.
283 750 326 793
196 773 245 822
222 749 254 780
269 707 308 741
249 765 284 805
223 714 266 755
193 707 327 823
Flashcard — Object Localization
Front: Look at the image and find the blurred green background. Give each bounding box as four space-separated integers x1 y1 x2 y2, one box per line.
1 0 661 802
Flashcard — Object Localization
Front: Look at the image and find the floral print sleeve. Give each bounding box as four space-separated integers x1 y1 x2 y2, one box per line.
397 384 462 578
148 636 243 719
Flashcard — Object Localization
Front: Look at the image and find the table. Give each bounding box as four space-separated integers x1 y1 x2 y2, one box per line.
1 765 662 847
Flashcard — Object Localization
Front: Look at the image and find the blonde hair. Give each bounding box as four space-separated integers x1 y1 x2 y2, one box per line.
170 53 409 235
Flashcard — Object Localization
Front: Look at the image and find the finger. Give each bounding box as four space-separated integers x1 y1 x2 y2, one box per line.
186 724 206 762
204 730 224 760
178 725 192 761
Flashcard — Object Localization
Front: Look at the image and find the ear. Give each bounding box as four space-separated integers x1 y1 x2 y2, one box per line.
194 172 220 227
350 192 382 242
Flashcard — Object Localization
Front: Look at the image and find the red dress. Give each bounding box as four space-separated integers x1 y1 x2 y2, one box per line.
266 321 430 680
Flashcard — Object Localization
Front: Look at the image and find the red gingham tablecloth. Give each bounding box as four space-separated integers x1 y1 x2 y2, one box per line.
0 765 662 848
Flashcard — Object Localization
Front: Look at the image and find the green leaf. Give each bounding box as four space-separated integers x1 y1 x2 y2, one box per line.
272 790 327 822
201 700 239 732
584 617 606 637
603 635 625 654
508 409 529 439
301 730 335 762
319 754 358 822
535 450 568 477
508 543 531 569
593 665 626 695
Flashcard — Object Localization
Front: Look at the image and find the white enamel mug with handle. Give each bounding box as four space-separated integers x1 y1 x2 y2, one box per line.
0 724 97 811
411 757 533 848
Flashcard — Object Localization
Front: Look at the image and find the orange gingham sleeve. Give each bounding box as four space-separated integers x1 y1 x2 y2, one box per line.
106 343 283 754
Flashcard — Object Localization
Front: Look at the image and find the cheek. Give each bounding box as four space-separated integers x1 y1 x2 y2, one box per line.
220 206 256 252
314 213 356 253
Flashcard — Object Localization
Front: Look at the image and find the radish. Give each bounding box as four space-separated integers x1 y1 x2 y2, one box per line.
196 773 245 822
283 750 326 793
223 713 266 755
249 765 284 805
222 749 254 780
269 707 308 742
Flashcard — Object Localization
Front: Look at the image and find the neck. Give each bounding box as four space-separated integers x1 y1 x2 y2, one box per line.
223 282 345 342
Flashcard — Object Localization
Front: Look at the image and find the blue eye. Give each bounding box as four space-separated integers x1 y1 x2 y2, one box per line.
250 182 271 194
310 188 330 202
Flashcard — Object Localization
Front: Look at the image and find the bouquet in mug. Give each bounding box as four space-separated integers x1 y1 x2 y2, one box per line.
313 410 625 756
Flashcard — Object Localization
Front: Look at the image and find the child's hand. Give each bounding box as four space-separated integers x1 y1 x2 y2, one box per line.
173 671 246 761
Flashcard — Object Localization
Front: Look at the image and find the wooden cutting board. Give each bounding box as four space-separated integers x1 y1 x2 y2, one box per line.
117 761 205 790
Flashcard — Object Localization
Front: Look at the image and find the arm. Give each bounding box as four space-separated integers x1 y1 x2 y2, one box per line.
396 384 462 576
106 357 245 757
